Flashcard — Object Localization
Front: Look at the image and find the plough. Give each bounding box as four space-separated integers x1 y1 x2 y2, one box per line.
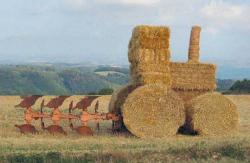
14 95 120 136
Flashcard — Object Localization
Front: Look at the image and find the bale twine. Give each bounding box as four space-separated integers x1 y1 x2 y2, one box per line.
108 84 137 114
186 92 239 136
122 84 185 138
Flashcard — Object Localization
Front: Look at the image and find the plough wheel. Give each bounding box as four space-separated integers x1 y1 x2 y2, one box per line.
74 126 93 136
15 124 38 134
44 125 67 135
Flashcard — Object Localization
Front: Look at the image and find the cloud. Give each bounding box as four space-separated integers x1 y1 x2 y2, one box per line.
156 0 250 34
65 0 89 9
200 0 250 32
157 1 201 25
98 0 160 6
66 0 160 7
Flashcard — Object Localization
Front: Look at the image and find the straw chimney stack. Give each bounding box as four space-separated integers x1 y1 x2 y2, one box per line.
188 26 201 63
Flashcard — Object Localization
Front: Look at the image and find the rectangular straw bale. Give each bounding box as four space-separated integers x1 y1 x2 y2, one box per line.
130 63 170 74
170 62 216 91
132 25 170 39
129 25 170 50
131 72 171 86
128 48 170 64
173 89 209 107
129 39 169 50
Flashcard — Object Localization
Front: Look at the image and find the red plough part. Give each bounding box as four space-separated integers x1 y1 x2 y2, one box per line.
14 95 120 136
14 95 47 134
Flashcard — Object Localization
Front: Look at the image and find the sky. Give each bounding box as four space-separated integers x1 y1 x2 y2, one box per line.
0 0 250 67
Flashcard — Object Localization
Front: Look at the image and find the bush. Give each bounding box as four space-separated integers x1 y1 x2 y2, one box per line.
98 88 114 95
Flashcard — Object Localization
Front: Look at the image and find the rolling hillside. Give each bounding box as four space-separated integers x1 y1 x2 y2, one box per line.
0 64 248 95
0 65 129 95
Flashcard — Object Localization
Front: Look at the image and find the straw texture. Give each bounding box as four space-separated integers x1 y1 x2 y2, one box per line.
186 93 239 136
188 26 201 63
131 72 172 86
129 25 170 50
128 48 171 64
170 62 217 91
108 84 137 114
122 84 185 138
174 89 209 107
129 25 172 86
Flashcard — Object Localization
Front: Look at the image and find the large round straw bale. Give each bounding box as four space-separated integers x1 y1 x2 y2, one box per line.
108 84 137 114
187 92 239 136
122 84 185 138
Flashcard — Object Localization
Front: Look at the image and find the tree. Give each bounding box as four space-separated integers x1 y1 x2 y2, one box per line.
229 79 250 94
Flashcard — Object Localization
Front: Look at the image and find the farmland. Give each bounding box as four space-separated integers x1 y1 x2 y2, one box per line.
0 95 250 162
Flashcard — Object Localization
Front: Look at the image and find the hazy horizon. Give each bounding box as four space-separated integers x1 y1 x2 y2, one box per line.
0 0 250 67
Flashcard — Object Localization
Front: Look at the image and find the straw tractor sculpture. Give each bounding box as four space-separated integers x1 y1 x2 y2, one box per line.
15 95 120 135
14 25 239 138
109 25 239 138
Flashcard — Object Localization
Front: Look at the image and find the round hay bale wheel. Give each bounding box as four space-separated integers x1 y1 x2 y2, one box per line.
122 84 185 138
187 93 239 136
108 84 137 114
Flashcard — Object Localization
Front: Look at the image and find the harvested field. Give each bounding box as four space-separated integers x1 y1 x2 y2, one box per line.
0 95 250 162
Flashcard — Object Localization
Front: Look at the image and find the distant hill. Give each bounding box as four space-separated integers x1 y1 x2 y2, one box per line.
225 79 250 94
94 66 129 74
0 64 248 95
0 65 129 95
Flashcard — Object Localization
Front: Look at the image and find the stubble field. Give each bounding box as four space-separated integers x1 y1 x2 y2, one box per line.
0 95 250 162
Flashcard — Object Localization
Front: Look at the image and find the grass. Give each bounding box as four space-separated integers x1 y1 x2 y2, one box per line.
0 95 250 162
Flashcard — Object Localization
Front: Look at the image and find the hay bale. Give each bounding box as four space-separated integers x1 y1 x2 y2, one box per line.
131 72 171 86
170 62 217 91
129 25 170 50
122 84 185 138
131 25 170 39
128 25 172 87
186 92 239 136
128 48 171 64
174 89 209 107
108 84 137 114
130 63 170 74
188 26 201 63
